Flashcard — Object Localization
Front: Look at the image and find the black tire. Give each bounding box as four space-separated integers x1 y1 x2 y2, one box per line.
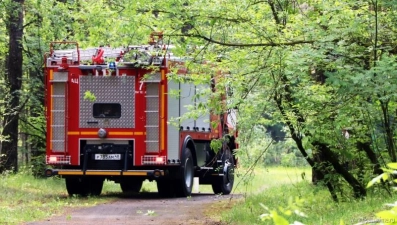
120 179 143 194
89 177 104 196
157 180 175 197
175 147 194 197
65 178 89 196
211 144 235 195
65 177 103 196
65 178 81 196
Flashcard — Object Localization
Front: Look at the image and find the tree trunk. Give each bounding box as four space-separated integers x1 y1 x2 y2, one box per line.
274 92 338 202
312 150 325 184
0 0 25 173
313 141 367 199
380 102 396 162
357 141 383 175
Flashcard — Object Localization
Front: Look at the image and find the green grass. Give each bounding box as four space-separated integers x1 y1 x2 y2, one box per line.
0 170 172 224
193 166 310 195
218 167 396 225
0 170 120 224
232 166 310 194
0 166 305 224
3 166 393 225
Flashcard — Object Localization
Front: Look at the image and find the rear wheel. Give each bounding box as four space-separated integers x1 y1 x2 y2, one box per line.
65 177 104 196
211 144 235 195
65 178 81 196
65 178 90 196
120 179 143 194
175 147 194 197
157 180 175 197
90 177 104 196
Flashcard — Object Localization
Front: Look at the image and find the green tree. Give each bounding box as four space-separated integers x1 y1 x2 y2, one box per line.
2 0 397 203
122 0 397 201
1 0 25 173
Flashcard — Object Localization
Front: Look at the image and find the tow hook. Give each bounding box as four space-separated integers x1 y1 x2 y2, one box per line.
153 169 162 178
45 169 54 177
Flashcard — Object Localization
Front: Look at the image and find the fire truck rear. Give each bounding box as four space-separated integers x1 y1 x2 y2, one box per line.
44 33 238 197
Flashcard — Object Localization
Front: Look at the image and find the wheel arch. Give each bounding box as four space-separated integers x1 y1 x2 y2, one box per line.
181 135 197 166
226 134 237 150
224 134 238 165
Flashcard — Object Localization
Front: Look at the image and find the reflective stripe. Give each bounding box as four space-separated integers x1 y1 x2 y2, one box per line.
161 70 166 151
122 171 148 176
56 170 158 176
80 132 97 135
85 171 121 176
67 131 145 135
109 131 134 135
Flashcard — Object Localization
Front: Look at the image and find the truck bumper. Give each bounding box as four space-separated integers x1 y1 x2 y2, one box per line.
45 169 165 178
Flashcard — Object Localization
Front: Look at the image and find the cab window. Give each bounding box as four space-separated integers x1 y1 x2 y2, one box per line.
93 103 121 118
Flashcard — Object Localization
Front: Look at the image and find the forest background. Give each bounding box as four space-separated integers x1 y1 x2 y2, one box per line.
1 0 397 207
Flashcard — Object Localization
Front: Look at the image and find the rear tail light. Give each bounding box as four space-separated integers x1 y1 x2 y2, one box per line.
156 157 164 163
142 155 166 165
46 155 71 164
48 156 57 163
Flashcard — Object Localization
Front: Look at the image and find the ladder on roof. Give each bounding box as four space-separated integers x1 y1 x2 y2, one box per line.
51 47 126 62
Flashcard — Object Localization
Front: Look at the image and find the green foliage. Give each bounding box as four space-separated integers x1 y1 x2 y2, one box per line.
30 154 46 178
259 197 307 225
83 90 96 102
1 0 397 203
223 177 394 225
210 139 222 153
367 163 397 225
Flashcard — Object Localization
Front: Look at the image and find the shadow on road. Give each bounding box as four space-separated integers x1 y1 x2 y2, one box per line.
60 191 231 201
109 192 217 199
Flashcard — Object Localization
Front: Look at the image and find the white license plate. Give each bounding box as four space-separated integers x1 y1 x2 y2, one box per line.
94 154 121 160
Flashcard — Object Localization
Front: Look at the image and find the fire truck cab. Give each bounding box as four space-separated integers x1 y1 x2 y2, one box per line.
44 33 238 197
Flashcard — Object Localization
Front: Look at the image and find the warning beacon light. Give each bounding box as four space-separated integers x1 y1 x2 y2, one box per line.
109 62 116 70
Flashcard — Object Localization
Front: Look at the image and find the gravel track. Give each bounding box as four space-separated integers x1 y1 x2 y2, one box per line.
26 192 239 225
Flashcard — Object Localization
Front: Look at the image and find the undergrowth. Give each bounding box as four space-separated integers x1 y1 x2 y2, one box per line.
219 167 394 225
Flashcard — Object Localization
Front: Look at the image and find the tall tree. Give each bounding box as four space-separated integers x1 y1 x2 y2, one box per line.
125 0 397 200
1 0 25 172
1 0 396 202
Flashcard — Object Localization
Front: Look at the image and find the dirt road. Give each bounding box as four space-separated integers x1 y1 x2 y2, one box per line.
26 192 239 225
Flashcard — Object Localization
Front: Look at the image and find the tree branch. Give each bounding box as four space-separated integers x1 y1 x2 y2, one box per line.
168 33 315 47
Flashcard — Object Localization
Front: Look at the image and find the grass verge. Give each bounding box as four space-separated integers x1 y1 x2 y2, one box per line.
4 166 391 225
215 167 395 225
0 170 121 224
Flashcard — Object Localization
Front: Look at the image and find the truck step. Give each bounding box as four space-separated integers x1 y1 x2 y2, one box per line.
199 167 213 170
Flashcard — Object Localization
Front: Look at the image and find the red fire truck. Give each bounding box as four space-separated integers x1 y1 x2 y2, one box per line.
44 33 238 197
